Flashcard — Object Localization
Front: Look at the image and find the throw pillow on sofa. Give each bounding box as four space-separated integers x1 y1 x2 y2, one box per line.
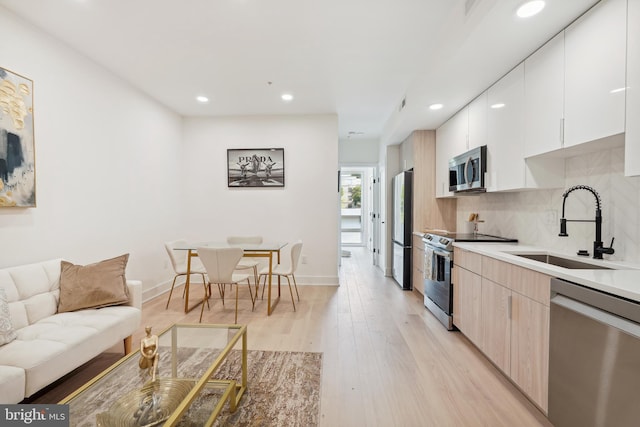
57 254 130 313
0 287 17 345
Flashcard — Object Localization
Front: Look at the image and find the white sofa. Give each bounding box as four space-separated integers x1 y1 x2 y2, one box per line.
0 258 142 403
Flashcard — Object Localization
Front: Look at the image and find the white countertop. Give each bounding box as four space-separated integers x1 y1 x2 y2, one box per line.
453 242 640 303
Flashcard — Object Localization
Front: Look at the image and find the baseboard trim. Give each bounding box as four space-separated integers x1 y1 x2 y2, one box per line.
143 275 339 303
296 275 339 285
142 279 176 303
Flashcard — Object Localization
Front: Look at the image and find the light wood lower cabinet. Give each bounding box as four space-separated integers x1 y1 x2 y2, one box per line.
481 279 550 412
412 235 425 296
480 278 511 374
454 249 551 413
455 248 482 274
453 266 482 345
510 293 549 411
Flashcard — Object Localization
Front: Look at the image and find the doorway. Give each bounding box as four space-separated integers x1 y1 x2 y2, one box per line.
340 167 376 249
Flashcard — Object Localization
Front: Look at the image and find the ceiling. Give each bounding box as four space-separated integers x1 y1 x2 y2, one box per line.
0 0 599 144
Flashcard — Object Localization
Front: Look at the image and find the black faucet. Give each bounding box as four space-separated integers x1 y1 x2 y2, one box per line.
559 185 615 259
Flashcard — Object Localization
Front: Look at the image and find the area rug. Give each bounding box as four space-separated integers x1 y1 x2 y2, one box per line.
68 349 322 427
207 350 322 426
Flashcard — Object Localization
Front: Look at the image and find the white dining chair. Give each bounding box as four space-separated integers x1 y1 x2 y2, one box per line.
197 247 255 323
164 239 209 310
227 236 262 294
258 240 302 311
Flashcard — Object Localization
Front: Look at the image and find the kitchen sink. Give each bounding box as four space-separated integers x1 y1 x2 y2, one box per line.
514 253 613 270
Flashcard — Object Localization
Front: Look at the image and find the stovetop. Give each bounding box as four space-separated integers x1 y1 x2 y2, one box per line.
422 232 518 251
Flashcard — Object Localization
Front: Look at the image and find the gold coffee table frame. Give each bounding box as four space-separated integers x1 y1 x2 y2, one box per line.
60 323 248 426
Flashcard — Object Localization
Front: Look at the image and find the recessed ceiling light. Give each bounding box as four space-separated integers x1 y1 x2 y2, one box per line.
196 95 209 103
490 103 506 109
281 93 294 102
517 1 545 18
429 103 444 110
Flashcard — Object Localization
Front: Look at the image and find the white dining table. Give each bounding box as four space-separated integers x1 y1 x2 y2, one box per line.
174 241 288 316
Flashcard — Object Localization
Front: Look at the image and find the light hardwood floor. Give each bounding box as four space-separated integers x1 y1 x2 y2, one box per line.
135 246 552 426
37 247 553 426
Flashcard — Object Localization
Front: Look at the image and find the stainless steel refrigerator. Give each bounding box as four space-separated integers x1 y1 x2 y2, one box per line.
392 170 413 290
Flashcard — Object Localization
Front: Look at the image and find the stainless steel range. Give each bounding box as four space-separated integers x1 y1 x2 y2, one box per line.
422 232 518 330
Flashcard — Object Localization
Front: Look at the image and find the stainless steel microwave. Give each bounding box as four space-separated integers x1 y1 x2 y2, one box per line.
448 145 487 193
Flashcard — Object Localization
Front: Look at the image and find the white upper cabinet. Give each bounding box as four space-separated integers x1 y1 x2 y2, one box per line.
524 32 565 157
626 0 640 177
448 106 469 157
435 0 630 192
468 91 488 150
564 0 626 147
487 64 525 191
435 107 468 198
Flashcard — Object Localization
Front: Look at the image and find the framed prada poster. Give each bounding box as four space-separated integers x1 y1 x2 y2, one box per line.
227 148 284 188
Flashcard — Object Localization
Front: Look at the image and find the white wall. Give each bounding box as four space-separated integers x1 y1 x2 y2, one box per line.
0 7 342 291
181 115 340 284
0 8 184 288
400 138 414 171
382 145 401 275
339 138 379 164
457 147 640 263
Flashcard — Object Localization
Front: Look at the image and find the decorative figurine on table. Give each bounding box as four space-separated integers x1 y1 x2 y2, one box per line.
138 326 159 382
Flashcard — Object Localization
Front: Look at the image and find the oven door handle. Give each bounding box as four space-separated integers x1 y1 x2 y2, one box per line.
430 248 452 258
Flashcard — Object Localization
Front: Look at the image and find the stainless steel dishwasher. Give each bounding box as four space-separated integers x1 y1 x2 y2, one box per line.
549 277 640 427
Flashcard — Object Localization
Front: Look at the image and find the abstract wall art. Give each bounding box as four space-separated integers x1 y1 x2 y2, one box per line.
227 148 285 187
0 66 35 207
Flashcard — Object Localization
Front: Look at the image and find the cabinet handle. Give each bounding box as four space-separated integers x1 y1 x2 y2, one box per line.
508 295 512 320
560 118 565 146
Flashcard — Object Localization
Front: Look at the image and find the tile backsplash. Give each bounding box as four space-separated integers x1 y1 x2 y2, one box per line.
456 147 640 263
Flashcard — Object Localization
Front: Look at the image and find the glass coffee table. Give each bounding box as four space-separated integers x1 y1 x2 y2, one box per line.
60 323 247 426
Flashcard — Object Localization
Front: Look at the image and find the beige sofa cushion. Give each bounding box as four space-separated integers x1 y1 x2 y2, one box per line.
0 365 25 403
24 293 59 324
57 254 130 313
0 259 62 329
